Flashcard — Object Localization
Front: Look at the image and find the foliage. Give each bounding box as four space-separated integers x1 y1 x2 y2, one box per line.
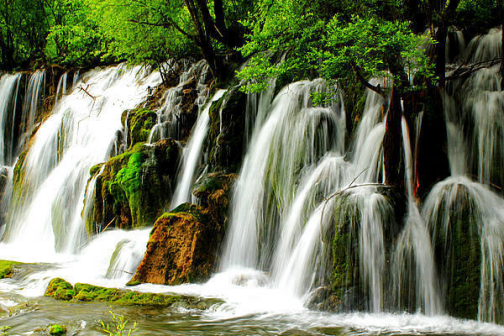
44 0 108 66
237 0 434 94
100 309 138 336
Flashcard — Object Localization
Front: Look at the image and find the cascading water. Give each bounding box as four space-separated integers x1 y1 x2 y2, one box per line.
1 27 504 336
170 89 227 208
418 27 504 323
0 74 22 167
55 72 69 105
1 64 161 259
148 60 210 143
18 70 45 148
221 80 346 270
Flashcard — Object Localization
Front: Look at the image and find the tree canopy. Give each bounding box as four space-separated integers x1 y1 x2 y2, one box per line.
0 0 502 86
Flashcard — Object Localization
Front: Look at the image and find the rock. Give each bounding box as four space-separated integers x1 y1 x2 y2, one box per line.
48 324 67 336
0 260 22 279
207 87 247 172
321 187 404 312
121 108 157 149
179 78 200 140
128 204 222 286
45 278 75 301
193 172 237 226
429 184 482 320
44 278 221 308
86 139 179 234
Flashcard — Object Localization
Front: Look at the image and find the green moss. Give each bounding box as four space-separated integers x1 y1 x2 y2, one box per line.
44 278 222 308
48 324 67 336
125 108 157 148
84 139 180 234
169 203 210 223
89 163 103 176
0 260 21 279
45 278 75 301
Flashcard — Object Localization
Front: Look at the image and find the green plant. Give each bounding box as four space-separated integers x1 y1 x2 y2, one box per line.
0 326 10 336
100 309 138 336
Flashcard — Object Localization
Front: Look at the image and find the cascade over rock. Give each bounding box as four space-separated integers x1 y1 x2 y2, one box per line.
1 27 504 332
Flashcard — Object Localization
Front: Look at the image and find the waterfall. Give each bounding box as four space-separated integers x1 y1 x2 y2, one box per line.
148 60 210 143
55 72 69 105
18 70 45 147
221 80 346 270
1 64 161 259
0 74 22 166
170 89 227 208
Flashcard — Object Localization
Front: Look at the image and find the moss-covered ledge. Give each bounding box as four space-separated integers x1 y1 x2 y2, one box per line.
45 278 222 309
0 260 22 279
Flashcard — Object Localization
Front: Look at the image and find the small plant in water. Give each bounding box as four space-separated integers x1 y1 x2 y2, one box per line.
0 326 10 336
100 309 138 336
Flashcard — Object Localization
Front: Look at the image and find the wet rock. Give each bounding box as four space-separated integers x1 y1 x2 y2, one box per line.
121 108 157 149
86 139 180 234
193 172 237 226
207 87 247 172
48 324 67 336
0 260 21 279
128 204 222 286
44 278 221 308
45 278 75 301
429 185 482 321
178 78 200 140
319 187 404 312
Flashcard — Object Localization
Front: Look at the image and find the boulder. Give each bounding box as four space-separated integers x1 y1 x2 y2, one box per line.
128 204 222 286
86 139 179 234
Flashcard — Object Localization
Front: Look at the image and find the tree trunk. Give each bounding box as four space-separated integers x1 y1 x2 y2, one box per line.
415 86 450 198
434 24 448 89
383 86 404 190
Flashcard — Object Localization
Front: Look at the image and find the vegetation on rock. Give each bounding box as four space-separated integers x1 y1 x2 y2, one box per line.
48 324 67 336
0 260 21 279
44 278 222 309
87 139 179 233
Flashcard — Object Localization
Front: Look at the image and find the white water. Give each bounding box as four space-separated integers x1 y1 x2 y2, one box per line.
0 74 22 166
221 80 345 270
1 64 161 259
0 27 504 335
170 89 227 208
148 60 210 143
18 70 45 148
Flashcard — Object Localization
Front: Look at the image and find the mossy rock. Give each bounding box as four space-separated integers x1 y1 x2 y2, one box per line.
128 204 222 286
429 184 482 320
44 278 222 308
45 278 75 301
0 260 22 279
322 188 403 312
122 108 157 149
48 324 67 336
85 139 180 234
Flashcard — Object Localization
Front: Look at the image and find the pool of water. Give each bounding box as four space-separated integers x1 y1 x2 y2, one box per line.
0 263 503 336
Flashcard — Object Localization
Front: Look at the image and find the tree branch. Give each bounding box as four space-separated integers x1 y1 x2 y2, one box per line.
351 62 384 95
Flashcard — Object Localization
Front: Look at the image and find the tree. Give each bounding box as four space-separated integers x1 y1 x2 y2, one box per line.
91 0 251 79
237 0 433 188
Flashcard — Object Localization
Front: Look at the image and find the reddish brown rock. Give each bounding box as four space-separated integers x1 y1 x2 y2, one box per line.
128 204 221 286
